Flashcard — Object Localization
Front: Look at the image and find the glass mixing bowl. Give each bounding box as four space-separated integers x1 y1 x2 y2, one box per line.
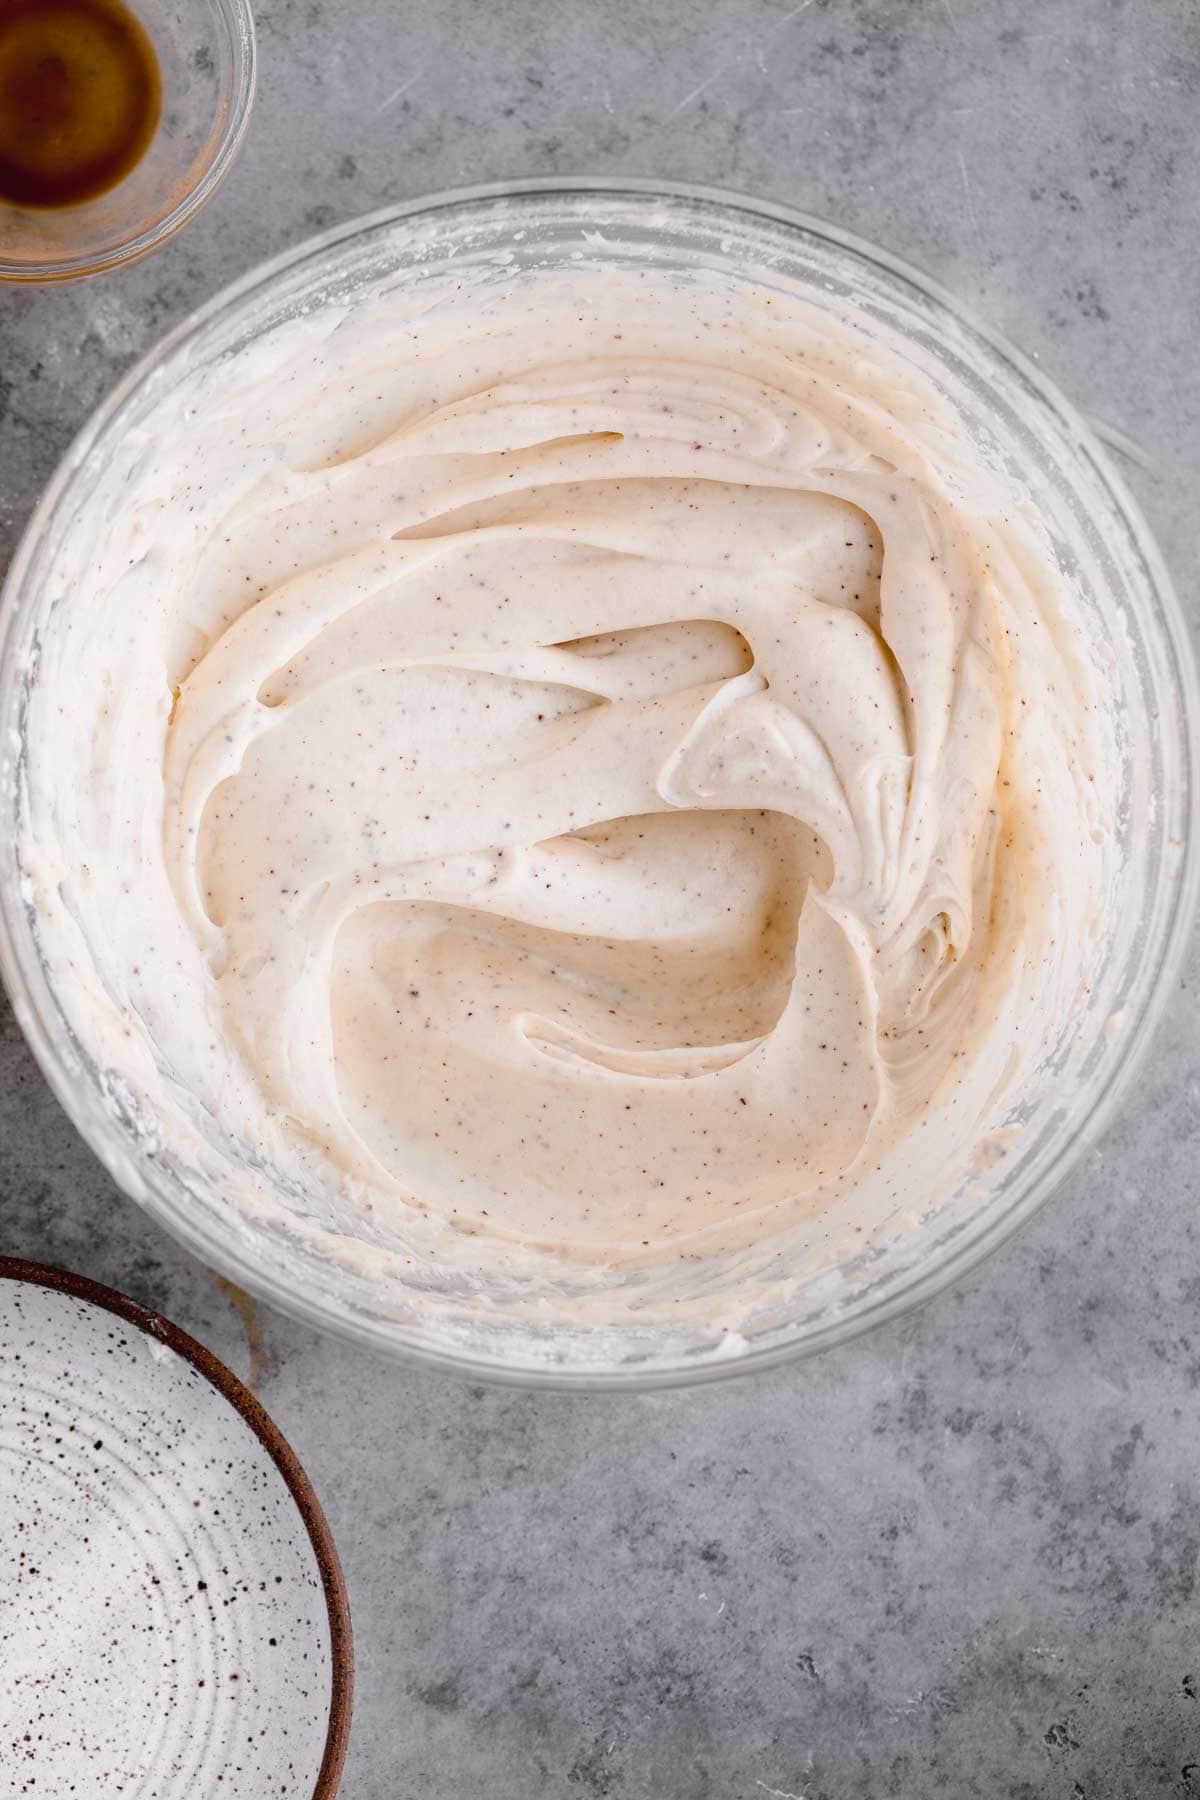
1 180 1196 1386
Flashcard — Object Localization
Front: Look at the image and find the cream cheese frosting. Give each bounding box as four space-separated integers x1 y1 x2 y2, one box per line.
24 266 1114 1305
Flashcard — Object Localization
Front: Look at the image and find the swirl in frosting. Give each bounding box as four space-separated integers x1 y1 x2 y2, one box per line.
30 266 1113 1292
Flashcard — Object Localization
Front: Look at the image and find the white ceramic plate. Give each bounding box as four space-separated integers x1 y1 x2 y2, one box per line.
0 1259 352 1796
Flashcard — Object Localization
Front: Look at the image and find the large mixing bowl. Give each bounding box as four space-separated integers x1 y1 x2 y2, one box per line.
1 181 1196 1387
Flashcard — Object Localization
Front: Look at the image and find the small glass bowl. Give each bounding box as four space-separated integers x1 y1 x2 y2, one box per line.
2 182 1197 1386
0 0 255 283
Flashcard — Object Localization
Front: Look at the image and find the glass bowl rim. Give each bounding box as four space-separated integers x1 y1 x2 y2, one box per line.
2 176 1197 1388
0 0 257 285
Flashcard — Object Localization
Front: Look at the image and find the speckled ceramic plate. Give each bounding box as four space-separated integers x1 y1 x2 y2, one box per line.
0 1259 352 1797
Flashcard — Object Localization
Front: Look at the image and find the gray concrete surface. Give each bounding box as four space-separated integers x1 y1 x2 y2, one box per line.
2 2 1199 1795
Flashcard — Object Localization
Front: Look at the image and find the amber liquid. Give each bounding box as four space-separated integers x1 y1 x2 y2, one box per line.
0 0 161 208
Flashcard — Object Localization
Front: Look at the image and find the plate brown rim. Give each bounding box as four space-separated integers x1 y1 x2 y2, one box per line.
0 1254 354 1798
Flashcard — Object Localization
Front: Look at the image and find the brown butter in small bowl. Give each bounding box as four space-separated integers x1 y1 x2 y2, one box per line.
0 0 161 208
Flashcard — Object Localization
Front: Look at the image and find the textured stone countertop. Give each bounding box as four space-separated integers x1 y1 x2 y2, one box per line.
2 3 1198 1795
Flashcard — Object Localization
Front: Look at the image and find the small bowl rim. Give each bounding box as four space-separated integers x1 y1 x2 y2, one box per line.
0 0 257 284
0 1254 354 1796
